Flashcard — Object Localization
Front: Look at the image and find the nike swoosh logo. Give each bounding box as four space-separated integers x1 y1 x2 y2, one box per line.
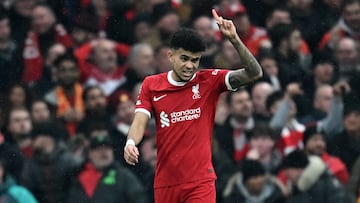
153 94 167 101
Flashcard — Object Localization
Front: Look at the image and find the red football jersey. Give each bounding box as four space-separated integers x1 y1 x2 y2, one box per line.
135 69 235 188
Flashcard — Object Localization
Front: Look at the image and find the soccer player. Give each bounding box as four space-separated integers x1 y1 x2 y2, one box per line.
124 9 263 203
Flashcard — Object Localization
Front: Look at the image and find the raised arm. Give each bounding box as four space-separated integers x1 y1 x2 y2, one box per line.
124 112 150 165
212 9 263 89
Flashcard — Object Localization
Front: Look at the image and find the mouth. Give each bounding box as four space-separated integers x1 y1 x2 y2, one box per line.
182 70 193 78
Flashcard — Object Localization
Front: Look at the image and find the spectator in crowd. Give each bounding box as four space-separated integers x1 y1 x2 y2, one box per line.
0 159 38 203
144 2 180 49
7 0 34 45
133 13 153 43
268 23 309 87
154 44 171 73
214 89 255 162
65 135 147 203
285 0 326 51
74 38 129 96
267 84 305 155
319 0 360 50
6 83 33 110
334 37 360 98
22 3 73 84
251 82 274 122
4 107 33 158
120 43 156 92
282 150 349 203
329 102 360 171
214 39 242 69
30 99 51 124
246 123 282 174
230 3 267 56
301 82 348 133
303 127 349 184
302 56 336 102
33 43 67 97
193 15 220 68
222 159 286 203
21 122 79 203
0 10 22 93
71 12 99 48
257 52 281 91
76 85 110 134
45 52 84 136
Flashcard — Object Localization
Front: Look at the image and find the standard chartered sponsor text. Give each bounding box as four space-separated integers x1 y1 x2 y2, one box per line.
170 107 201 123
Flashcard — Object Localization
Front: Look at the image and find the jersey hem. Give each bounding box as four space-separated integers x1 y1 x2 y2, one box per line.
154 177 217 189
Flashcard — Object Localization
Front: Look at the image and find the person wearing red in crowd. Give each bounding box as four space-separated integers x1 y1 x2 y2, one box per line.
124 9 262 203
22 3 73 85
303 126 349 185
74 39 130 96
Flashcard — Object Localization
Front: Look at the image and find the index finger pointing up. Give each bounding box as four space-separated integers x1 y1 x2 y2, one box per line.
212 9 223 24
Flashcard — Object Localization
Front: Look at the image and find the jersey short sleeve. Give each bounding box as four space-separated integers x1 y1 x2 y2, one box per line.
210 69 237 92
135 77 152 118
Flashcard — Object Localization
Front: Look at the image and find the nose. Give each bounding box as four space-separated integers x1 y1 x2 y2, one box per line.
185 61 194 69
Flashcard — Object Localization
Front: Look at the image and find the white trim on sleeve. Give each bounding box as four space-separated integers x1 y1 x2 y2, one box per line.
135 108 151 118
225 71 238 91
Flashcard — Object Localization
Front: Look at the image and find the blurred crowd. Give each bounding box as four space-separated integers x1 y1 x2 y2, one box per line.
0 0 360 202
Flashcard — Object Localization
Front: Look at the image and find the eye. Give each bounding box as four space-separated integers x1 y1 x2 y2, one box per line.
191 58 199 63
180 56 189 61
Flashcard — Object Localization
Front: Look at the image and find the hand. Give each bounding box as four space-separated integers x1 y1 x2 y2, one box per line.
286 83 303 97
212 9 237 40
333 81 350 96
124 144 139 165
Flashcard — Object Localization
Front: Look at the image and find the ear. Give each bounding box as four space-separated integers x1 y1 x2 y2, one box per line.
167 49 173 62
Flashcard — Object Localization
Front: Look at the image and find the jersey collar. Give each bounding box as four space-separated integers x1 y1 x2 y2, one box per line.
167 71 196 86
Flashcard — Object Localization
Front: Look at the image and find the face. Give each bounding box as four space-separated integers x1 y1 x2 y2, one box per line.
93 41 117 72
314 63 334 83
285 168 303 184
288 30 302 52
335 38 358 69
32 6 56 34
344 111 360 134
156 46 171 73
14 0 35 17
260 58 278 76
85 88 107 111
233 14 250 34
157 13 180 34
305 134 326 156
117 100 135 125
246 175 266 195
230 91 253 120
89 146 114 169
0 18 10 42
222 40 241 66
314 85 333 113
32 136 55 154
9 86 26 107
193 16 217 45
168 48 201 82
8 110 32 137
252 83 274 115
57 60 79 88
31 101 50 122
267 10 291 29
249 136 275 157
0 165 4 181
135 21 152 41
324 0 343 9
130 45 156 77
343 2 360 31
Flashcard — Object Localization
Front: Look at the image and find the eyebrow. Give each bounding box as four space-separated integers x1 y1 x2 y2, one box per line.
181 55 200 61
